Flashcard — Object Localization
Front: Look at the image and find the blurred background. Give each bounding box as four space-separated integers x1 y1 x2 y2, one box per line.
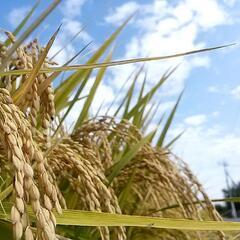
1 0 240 218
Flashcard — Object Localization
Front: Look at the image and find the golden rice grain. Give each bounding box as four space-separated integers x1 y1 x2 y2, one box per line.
24 226 34 240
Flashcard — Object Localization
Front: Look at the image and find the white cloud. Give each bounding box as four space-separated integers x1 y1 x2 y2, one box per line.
63 77 115 130
51 0 92 65
184 114 207 126
8 6 30 27
212 111 219 117
105 2 140 25
48 39 76 65
62 19 92 42
172 124 240 198
231 85 240 99
78 76 115 113
92 83 115 112
61 0 87 18
180 0 229 30
223 0 237 7
105 0 231 98
208 85 220 93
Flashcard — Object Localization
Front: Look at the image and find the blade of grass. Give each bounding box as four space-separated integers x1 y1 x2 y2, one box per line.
122 75 137 118
64 95 88 108
1 44 234 76
38 41 92 95
110 69 140 118
122 65 144 118
74 52 113 129
125 69 171 120
132 83 156 128
54 15 133 112
0 0 60 71
105 68 135 116
138 71 147 101
108 131 154 184
142 102 162 133
1 202 240 231
118 170 136 209
55 69 92 129
50 26 86 61
148 113 166 143
94 100 105 118
164 130 185 148
156 91 183 147
0 185 13 201
4 1 40 47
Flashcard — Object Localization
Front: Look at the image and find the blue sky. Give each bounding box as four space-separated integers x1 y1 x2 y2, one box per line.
2 0 240 199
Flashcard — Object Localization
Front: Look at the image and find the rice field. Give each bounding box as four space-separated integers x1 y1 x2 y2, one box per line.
0 1 240 240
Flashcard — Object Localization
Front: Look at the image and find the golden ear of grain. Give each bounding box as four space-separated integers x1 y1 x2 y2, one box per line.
70 117 225 240
0 88 62 240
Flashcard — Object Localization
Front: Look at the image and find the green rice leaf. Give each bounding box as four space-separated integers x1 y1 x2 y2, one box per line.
156 91 183 147
125 68 172 120
0 0 60 70
0 185 13 202
38 41 92 95
54 15 132 112
50 26 87 61
4 1 40 47
1 202 240 231
74 52 113 129
108 131 154 184
0 44 234 76
165 130 185 148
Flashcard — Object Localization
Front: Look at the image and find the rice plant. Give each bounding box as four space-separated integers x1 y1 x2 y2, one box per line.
0 1 239 240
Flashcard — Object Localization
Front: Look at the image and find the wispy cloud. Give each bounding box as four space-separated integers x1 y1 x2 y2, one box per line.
105 1 140 25
231 85 240 99
171 122 240 198
7 6 30 27
184 114 207 126
50 0 92 64
105 0 233 98
208 85 220 93
60 0 87 19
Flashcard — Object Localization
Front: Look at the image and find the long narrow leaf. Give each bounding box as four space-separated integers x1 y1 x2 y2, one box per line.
126 67 178 120
50 26 86 61
156 91 183 147
0 0 60 70
54 15 133 111
105 68 135 115
164 130 185 148
38 41 92 95
123 65 144 118
0 44 234 76
108 131 154 183
1 202 240 231
74 52 113 129
4 1 40 47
